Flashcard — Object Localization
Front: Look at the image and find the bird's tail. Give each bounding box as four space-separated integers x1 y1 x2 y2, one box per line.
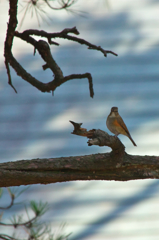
128 134 137 146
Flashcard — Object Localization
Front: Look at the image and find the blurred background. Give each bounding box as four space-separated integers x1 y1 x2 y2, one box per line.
1 0 159 239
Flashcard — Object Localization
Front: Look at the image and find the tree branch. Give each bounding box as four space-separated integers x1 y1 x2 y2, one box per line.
0 153 159 188
70 120 125 154
4 0 18 93
13 26 117 97
0 121 157 188
0 188 15 210
16 27 118 57
4 0 117 97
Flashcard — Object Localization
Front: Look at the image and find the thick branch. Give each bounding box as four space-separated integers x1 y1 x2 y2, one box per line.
0 121 157 187
0 153 159 188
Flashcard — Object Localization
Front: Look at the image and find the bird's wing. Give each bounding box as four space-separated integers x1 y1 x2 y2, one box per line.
117 116 131 136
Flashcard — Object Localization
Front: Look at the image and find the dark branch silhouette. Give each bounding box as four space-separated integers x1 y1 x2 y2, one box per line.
4 0 117 97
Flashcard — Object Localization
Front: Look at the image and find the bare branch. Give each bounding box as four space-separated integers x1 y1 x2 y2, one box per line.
70 121 125 153
63 73 94 98
5 1 117 97
18 27 118 57
4 0 18 93
4 59 17 93
0 122 157 188
0 152 159 188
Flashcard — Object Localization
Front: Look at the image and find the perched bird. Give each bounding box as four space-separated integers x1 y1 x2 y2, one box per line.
106 106 137 146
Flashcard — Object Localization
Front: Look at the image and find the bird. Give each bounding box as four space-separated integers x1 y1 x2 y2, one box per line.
106 106 137 146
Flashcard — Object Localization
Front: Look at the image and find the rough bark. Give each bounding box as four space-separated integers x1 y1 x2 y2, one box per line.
0 153 159 187
1 124 157 188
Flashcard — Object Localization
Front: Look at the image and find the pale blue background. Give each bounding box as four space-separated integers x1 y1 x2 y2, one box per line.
0 0 159 239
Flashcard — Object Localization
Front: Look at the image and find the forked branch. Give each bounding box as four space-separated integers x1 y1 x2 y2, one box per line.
4 0 118 97
70 120 125 155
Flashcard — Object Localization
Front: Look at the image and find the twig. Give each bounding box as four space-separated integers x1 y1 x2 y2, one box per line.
4 59 17 93
0 215 37 228
0 234 16 240
63 73 94 98
18 27 118 57
0 188 15 210
44 0 76 10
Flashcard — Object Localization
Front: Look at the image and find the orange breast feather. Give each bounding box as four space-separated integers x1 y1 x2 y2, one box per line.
114 119 121 127
113 119 128 135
